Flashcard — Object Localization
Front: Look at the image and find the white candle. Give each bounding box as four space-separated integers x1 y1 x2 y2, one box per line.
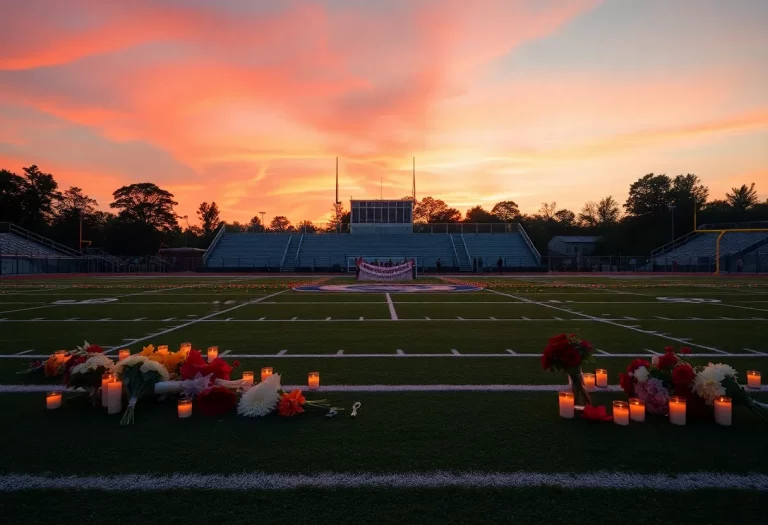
207 346 218 363
613 400 629 425
747 370 761 389
107 380 123 415
178 398 192 419
651 356 659 366
583 373 596 392
180 342 192 353
261 367 273 382
308 372 320 390
629 398 645 422
118 349 130 361
157 345 169 356
714 396 732 426
669 396 686 426
101 373 113 407
242 371 254 387
558 391 574 419
46 392 62 410
595 369 608 388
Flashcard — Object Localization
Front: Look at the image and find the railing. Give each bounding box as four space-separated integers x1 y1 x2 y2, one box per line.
203 223 227 264
280 235 293 268
460 234 471 263
544 253 767 273
448 234 460 266
294 234 304 265
221 223 526 235
1 222 82 256
651 230 699 257
518 224 541 265
700 221 768 230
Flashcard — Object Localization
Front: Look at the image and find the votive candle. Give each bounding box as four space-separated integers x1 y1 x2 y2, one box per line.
669 396 686 426
629 398 646 422
595 369 608 388
46 391 62 410
101 372 113 407
207 346 218 363
558 391 575 419
714 396 732 426
178 398 192 419
118 349 130 361
180 342 192 353
613 400 630 426
261 367 273 382
583 373 596 392
242 371 254 387
747 370 761 389
651 355 660 366
107 380 123 415
308 371 320 390
157 345 169 356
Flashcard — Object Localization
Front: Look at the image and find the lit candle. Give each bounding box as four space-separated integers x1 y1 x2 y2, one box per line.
747 370 761 389
178 398 192 419
157 345 169 356
260 367 273 382
651 355 660 366
46 391 62 410
101 372 113 407
558 391 574 419
613 400 630 426
180 342 192 353
308 371 320 390
107 380 123 415
583 373 596 392
629 398 646 422
54 350 67 364
669 396 686 426
242 371 254 387
118 349 130 361
714 396 732 426
207 346 219 363
595 369 608 388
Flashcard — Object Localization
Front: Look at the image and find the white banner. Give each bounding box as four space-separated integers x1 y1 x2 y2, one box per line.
357 260 414 281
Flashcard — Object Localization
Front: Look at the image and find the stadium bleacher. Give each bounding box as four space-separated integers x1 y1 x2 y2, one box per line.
0 233 63 257
651 232 768 265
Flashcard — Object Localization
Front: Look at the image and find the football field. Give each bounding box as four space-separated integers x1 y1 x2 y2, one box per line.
1 274 767 524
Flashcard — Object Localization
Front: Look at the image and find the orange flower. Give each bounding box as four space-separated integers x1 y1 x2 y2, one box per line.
44 356 60 377
140 344 155 357
278 390 306 417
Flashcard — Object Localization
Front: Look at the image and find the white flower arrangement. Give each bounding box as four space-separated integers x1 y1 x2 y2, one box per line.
693 362 738 405
632 366 649 383
70 353 115 376
114 355 148 378
237 374 281 417
139 359 170 381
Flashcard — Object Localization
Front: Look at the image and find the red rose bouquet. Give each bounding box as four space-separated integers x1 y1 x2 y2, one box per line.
542 333 595 408
179 350 234 381
196 386 237 417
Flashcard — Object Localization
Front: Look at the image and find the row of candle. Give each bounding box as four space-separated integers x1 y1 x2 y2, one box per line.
581 369 762 391
558 392 734 426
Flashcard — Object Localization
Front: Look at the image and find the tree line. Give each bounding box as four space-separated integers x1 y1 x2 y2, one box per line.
1 165 766 256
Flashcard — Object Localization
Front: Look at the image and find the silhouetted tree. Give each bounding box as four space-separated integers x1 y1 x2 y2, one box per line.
726 183 759 212
297 220 317 233
110 183 179 232
464 206 499 223
491 200 520 222
415 197 461 223
269 215 292 232
196 202 222 235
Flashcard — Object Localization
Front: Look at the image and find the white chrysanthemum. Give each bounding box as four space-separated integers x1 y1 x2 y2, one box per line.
237 374 281 417
70 353 115 376
114 355 147 377
633 366 649 383
139 359 170 381
693 365 729 404
708 363 738 381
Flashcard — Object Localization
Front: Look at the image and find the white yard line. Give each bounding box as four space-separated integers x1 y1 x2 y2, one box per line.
385 293 399 320
1 317 766 323
13 349 33 355
488 289 724 353
2 472 767 491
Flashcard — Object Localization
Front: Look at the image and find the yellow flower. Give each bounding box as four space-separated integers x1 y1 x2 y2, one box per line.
140 344 155 357
163 351 185 374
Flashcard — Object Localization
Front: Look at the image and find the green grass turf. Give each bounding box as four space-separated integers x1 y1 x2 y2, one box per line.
2 392 767 476
1 489 766 525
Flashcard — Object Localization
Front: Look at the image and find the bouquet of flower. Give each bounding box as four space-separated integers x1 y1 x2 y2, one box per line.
19 340 104 379
138 344 189 376
67 353 115 389
196 385 238 417
237 374 341 418
693 363 768 420
114 355 170 425
619 346 694 415
542 333 595 408
179 350 235 381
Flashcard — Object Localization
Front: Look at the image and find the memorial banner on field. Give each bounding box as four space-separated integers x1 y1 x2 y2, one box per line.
356 259 414 281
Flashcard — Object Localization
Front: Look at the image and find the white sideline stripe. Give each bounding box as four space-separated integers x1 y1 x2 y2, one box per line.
2 352 767 360
3 384 767 394
2 317 765 323
2 472 767 491
489 289 724 353
219 350 231 357
103 290 289 350
645 349 660 355
385 293 399 321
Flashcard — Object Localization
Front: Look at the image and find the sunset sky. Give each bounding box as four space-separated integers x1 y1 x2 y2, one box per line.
1 0 766 226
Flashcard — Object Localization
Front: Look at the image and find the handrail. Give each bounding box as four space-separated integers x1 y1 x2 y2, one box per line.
2 222 82 256
294 234 304 264
203 223 227 264
460 233 471 262
448 233 460 267
280 235 292 268
518 223 541 265
650 230 699 257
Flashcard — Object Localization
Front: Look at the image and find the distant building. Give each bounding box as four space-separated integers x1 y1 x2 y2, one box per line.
547 236 602 256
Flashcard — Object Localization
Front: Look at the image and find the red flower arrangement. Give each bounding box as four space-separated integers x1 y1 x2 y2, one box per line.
542 333 595 408
196 386 237 417
278 390 306 417
179 350 235 381
619 359 651 397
